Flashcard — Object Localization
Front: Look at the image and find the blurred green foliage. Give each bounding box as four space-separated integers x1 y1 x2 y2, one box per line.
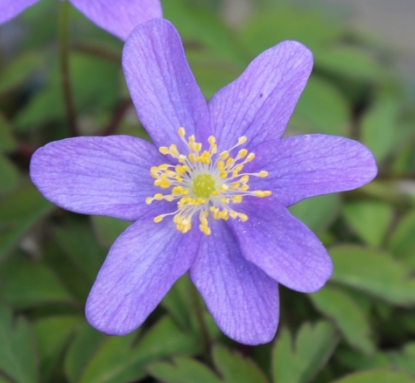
0 0 415 382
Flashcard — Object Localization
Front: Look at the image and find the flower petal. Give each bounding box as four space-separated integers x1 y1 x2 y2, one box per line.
30 135 167 221
190 219 279 345
86 209 201 335
0 0 39 24
123 19 211 151
69 0 162 41
209 40 312 151
228 199 332 293
246 134 378 206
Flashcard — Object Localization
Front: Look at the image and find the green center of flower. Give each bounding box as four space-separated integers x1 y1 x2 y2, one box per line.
192 174 216 198
146 127 272 235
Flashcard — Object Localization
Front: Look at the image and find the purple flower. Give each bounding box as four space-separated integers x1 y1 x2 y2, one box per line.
30 19 377 345
0 0 162 40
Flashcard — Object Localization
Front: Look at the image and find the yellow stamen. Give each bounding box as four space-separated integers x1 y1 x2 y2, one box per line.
148 131 271 235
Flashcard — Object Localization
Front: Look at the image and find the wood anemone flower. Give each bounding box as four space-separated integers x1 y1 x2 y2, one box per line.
30 19 377 345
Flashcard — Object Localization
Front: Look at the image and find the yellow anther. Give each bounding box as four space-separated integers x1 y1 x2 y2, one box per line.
169 144 179 157
188 153 196 162
178 155 186 163
221 198 230 204
154 215 163 223
226 158 234 168
160 182 171 189
246 153 255 162
220 210 229 220
232 196 243 203
230 182 240 190
154 193 164 200
240 184 249 191
158 164 169 170
238 149 248 158
159 147 169 155
145 197 153 204
253 190 272 197
219 184 229 192
199 224 211 235
238 213 248 222
178 127 185 138
219 151 229 160
258 171 268 177
230 210 238 219
240 175 249 183
237 136 247 145
166 170 176 177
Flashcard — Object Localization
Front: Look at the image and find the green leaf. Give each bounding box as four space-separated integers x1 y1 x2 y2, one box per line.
132 316 201 365
53 217 106 281
336 349 390 371
332 369 415 383
147 357 222 383
90 216 131 249
291 76 351 136
309 286 374 354
329 245 415 305
361 90 401 163
15 53 119 131
289 194 341 234
212 345 270 383
0 156 19 195
0 52 44 95
0 252 75 309
148 345 269 383
0 304 38 383
0 115 16 152
161 274 195 330
240 8 342 57
187 50 243 99
161 276 220 341
0 184 53 262
389 343 415 374
342 200 393 247
64 316 200 383
163 0 244 65
314 46 391 82
388 209 415 269
34 316 83 382
272 321 339 383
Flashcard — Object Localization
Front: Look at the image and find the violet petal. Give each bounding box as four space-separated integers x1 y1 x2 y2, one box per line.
228 199 333 293
0 0 39 25
69 0 162 41
246 134 378 207
30 135 168 221
86 209 201 335
209 40 312 151
190 219 279 345
123 19 211 151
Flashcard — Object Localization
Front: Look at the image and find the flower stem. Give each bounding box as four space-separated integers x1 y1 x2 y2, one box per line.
59 0 77 137
191 284 212 361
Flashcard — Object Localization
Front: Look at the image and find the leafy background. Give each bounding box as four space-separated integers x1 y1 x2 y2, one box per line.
1 0 415 382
